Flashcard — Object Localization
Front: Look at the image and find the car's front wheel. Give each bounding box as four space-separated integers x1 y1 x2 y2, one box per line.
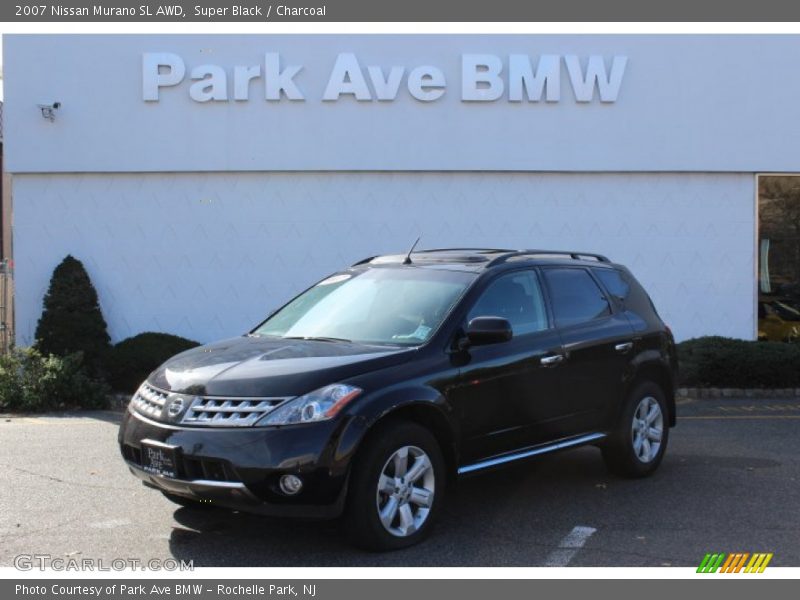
344 420 445 551
602 381 669 478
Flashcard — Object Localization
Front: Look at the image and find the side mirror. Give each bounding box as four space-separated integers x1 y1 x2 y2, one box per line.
465 316 513 346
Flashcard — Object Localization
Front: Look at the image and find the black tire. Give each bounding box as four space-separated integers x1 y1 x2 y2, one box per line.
601 381 669 478
344 420 446 551
161 491 217 510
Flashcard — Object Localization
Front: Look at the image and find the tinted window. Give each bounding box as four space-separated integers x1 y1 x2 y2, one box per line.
595 268 630 300
468 271 548 335
543 268 611 327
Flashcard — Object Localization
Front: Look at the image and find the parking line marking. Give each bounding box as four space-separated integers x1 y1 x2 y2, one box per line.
542 526 597 567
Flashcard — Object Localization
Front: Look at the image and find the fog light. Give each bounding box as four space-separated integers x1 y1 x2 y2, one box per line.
279 474 303 495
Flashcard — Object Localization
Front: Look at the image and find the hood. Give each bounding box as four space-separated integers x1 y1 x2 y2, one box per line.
148 335 417 397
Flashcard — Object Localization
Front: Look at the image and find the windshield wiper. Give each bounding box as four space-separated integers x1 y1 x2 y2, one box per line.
283 336 353 343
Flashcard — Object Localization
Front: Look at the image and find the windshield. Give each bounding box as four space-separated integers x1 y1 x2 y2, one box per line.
254 268 475 346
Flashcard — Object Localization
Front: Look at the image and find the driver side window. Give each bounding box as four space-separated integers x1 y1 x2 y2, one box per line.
467 270 549 335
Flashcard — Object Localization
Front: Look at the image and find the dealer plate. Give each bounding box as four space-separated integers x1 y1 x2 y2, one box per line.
141 440 180 478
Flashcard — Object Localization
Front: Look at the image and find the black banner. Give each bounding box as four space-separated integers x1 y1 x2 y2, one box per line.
3 580 798 600
4 0 800 22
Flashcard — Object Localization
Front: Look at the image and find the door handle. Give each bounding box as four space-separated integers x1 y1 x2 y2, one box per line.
540 354 565 367
615 342 634 354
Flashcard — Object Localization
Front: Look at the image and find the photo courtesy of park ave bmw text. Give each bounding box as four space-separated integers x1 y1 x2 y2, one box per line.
5 34 800 347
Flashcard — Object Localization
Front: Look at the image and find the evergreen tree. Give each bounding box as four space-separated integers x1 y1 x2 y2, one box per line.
34 255 110 373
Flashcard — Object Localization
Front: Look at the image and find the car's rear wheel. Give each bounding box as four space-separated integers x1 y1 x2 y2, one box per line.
344 420 445 551
602 381 669 478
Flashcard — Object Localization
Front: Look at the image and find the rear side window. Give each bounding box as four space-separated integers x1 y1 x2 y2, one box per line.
543 268 611 327
594 268 630 300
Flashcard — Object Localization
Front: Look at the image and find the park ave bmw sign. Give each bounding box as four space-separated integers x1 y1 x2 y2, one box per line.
142 52 628 103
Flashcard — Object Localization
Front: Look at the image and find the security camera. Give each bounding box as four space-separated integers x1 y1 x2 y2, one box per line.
37 102 61 122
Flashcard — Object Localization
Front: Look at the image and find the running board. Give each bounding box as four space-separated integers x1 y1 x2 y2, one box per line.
457 432 607 475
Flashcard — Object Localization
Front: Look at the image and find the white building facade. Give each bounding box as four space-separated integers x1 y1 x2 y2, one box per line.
6 34 796 344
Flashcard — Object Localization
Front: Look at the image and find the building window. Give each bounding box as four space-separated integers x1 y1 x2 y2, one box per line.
758 176 800 342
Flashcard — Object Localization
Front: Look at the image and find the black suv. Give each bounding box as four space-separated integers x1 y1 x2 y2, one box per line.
119 249 677 550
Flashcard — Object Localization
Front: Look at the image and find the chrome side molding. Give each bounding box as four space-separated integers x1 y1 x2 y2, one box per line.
457 432 607 475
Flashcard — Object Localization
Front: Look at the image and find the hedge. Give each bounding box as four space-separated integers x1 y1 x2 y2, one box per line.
107 332 200 393
677 336 800 388
19 254 203 406
0 348 109 412
0 330 201 411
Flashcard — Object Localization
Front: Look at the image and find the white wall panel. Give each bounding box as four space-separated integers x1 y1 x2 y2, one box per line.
5 35 800 173
14 172 754 345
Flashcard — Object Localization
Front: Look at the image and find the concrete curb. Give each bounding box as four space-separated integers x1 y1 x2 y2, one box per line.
677 387 800 399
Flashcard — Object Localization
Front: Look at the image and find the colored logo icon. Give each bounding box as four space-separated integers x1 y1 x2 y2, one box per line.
697 552 773 573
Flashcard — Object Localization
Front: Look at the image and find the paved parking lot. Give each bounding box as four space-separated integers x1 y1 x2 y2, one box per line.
1 398 798 567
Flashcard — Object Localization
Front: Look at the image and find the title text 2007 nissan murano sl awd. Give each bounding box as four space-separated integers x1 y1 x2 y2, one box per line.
119 248 677 550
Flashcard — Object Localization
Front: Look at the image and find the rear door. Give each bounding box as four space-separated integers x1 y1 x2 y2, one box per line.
540 266 636 435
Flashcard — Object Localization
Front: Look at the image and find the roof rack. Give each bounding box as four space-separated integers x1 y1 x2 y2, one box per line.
485 250 611 267
414 248 515 254
352 248 610 268
351 248 513 266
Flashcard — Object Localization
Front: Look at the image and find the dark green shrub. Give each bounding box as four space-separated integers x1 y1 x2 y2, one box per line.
677 336 800 388
34 255 111 375
107 332 200 393
0 348 109 412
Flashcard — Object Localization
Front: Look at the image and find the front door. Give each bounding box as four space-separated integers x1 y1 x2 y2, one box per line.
450 269 566 463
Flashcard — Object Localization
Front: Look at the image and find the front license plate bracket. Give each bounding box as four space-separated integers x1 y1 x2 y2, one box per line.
141 440 180 479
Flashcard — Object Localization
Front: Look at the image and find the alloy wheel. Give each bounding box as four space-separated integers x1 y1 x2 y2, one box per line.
631 396 663 464
375 445 435 537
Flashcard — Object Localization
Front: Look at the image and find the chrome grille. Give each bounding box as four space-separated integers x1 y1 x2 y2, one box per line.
180 396 290 427
131 383 291 427
131 383 169 418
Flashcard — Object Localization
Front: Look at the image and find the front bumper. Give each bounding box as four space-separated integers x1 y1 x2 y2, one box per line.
118 408 359 519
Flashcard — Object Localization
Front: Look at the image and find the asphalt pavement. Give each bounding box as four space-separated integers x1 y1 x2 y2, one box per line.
1 397 798 567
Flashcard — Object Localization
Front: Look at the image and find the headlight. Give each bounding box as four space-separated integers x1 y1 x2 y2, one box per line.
256 384 362 426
